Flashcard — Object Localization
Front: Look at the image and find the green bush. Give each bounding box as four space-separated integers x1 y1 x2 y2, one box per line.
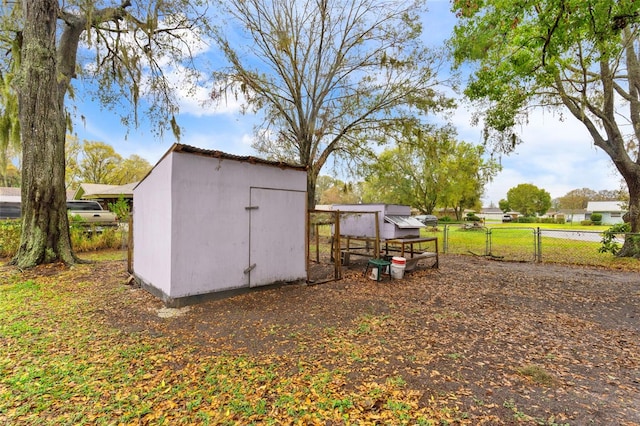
555 217 566 224
516 216 536 223
70 226 126 252
599 222 630 255
581 220 594 226
465 213 481 222
0 220 21 258
439 216 453 222
108 196 131 222
590 213 602 225
0 221 126 258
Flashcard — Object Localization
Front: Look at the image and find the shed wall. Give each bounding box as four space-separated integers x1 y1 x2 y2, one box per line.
133 154 174 295
168 152 306 298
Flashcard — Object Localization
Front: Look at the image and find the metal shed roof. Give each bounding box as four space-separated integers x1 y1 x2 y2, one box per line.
135 143 308 190
384 215 426 229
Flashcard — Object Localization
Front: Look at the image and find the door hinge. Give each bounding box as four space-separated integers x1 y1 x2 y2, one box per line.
244 263 256 274
245 206 259 210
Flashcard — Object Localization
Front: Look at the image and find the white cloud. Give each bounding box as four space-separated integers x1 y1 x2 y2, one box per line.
448 92 624 206
477 110 621 205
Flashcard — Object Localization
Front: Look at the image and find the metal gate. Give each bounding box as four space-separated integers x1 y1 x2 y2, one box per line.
443 224 538 262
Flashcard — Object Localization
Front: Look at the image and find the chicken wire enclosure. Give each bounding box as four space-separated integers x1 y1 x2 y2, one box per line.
306 206 433 284
332 204 425 239
307 210 341 284
306 210 382 284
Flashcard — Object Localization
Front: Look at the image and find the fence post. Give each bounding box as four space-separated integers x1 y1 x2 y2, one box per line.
443 224 448 253
536 227 542 263
486 227 491 257
127 214 133 274
334 211 341 279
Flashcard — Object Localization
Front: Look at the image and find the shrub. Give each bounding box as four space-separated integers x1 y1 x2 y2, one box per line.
0 220 21 258
0 223 126 258
71 226 126 252
580 220 594 226
465 213 481 222
108 196 131 222
439 216 453 222
599 222 630 254
590 213 602 225
516 216 536 223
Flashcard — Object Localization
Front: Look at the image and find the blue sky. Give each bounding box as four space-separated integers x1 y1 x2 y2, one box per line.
69 0 622 207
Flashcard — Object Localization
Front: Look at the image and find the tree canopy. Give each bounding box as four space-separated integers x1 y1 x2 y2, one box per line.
316 176 361 205
4 0 213 267
557 187 626 211
501 184 551 217
450 0 640 256
211 0 453 207
362 125 500 218
65 137 151 188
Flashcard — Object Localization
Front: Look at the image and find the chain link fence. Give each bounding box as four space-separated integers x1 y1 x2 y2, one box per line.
304 220 640 284
442 224 638 268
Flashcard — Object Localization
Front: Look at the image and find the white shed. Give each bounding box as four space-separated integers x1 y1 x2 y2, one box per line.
133 143 308 307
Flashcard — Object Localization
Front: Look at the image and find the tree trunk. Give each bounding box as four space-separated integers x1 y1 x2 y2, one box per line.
617 171 640 258
13 0 75 268
307 169 318 210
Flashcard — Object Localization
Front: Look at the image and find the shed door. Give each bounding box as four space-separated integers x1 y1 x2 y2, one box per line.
248 187 306 287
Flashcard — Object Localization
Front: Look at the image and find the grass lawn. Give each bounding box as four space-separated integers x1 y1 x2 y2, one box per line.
431 222 640 271
0 256 454 425
1 251 639 424
1 218 638 424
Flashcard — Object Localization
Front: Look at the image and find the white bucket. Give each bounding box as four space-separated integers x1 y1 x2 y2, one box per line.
370 267 378 280
390 257 406 279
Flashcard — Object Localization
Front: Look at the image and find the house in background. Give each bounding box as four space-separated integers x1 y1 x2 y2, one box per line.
0 186 21 203
0 187 76 218
0 187 22 219
479 207 504 222
133 143 308 307
555 209 587 224
586 201 626 225
72 182 137 210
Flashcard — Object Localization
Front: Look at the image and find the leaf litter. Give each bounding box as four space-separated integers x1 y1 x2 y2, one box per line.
0 252 639 425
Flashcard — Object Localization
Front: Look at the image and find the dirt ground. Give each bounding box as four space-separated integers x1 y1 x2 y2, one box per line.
20 253 640 424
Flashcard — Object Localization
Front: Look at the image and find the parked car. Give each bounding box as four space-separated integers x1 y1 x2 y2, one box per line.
415 214 438 227
0 200 118 229
66 200 118 229
0 201 21 219
502 214 513 222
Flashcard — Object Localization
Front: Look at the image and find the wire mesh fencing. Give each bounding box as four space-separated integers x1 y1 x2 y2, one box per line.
307 210 341 284
537 228 626 267
306 209 387 284
442 224 640 269
305 218 640 284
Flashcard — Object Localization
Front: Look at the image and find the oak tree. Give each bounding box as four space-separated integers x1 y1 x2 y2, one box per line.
502 184 552 218
451 0 640 256
211 0 453 208
5 0 211 267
